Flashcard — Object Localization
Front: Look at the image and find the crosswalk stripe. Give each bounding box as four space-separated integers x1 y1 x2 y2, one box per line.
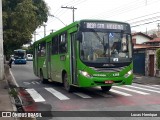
125 85 160 93
26 89 45 102
113 86 150 95
73 92 92 98
152 85 160 87
45 88 70 100
110 89 132 96
133 84 160 90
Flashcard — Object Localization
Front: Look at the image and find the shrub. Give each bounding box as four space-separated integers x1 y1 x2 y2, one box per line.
156 48 160 69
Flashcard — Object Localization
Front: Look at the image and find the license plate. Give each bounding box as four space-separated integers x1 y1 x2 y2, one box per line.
105 80 113 84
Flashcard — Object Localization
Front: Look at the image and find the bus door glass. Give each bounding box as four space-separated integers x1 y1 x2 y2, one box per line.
47 42 52 78
70 32 77 85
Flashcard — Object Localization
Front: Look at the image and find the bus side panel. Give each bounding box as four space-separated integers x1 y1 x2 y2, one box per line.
37 57 46 77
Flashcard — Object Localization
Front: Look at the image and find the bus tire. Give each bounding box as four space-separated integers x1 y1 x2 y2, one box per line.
63 73 73 92
101 86 112 92
40 70 48 84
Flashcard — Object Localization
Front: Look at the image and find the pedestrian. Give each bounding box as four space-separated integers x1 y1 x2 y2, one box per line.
8 57 13 68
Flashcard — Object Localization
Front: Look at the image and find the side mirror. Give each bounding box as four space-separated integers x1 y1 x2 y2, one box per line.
76 32 82 42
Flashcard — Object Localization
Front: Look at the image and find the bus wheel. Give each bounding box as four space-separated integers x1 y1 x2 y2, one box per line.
40 70 48 84
63 73 73 92
101 86 112 92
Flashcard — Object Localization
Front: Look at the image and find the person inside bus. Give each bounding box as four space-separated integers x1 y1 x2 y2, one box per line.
111 42 119 57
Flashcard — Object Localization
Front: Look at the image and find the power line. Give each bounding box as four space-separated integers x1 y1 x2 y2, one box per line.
129 16 160 25
125 12 160 22
131 19 160 27
89 0 160 20
61 6 77 22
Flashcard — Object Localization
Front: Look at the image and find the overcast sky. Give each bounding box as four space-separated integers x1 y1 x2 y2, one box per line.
34 0 160 41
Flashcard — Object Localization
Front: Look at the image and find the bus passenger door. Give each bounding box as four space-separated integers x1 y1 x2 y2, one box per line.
70 32 77 85
46 42 52 79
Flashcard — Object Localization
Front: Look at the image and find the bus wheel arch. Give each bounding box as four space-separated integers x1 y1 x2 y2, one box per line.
62 71 73 92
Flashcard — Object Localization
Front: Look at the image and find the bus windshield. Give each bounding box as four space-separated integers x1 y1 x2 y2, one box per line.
80 31 132 64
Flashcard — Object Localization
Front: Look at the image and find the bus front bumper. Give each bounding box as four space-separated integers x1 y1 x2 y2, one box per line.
77 73 133 87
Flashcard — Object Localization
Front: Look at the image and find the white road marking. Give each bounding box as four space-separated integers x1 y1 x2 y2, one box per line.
113 86 150 95
152 85 160 87
125 85 160 93
45 88 70 100
110 89 132 96
73 92 92 98
26 89 45 102
133 84 160 90
9 69 19 87
35 81 40 84
23 82 30 85
32 82 35 84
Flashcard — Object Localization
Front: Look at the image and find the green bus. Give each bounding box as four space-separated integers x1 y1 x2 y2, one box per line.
33 19 133 92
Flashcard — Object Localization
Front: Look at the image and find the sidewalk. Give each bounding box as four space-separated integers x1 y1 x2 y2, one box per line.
0 64 15 120
133 74 160 85
1 64 36 120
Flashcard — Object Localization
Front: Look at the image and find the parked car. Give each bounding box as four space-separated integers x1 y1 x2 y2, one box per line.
26 54 33 61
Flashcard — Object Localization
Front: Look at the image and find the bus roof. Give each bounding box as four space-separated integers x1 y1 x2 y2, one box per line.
33 19 130 45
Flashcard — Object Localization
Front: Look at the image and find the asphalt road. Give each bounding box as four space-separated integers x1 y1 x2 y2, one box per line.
11 61 160 120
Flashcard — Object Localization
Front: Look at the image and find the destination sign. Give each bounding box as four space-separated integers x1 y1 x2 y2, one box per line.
85 22 125 30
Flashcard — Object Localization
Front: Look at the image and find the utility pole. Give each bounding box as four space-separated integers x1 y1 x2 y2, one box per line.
42 24 47 37
145 0 147 5
0 0 4 80
61 6 77 22
158 23 160 32
157 23 160 37
33 31 37 42
50 29 55 33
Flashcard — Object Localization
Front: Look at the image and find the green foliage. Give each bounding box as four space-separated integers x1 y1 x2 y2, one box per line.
156 48 160 69
2 0 49 56
9 88 18 98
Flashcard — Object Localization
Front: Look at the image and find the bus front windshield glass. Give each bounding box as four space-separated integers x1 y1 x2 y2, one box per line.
80 32 132 63
14 52 25 59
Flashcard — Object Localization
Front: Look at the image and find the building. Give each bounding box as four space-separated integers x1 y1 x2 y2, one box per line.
133 34 160 77
132 32 153 44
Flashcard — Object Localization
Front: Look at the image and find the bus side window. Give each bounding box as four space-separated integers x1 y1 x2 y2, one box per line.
38 44 41 56
59 33 67 54
40 42 46 56
52 36 59 54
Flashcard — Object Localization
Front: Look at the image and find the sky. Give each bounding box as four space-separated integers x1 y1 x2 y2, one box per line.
34 0 160 41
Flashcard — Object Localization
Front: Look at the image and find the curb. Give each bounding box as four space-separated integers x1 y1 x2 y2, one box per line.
4 63 37 120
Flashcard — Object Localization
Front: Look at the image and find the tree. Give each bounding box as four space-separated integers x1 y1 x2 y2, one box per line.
2 0 49 58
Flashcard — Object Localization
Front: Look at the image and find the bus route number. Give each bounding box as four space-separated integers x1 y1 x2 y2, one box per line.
86 23 104 29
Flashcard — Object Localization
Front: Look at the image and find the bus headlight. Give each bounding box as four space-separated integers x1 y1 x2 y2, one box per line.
79 70 92 78
124 70 132 78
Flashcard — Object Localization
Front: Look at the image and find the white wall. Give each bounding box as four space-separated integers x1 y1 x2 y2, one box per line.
132 35 150 44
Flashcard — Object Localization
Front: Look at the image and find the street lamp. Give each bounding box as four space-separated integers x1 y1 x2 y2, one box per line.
49 14 66 26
